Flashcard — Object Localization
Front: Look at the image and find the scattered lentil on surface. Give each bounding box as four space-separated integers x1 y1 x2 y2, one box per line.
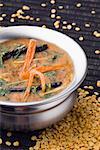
0 17 3 21
0 3 4 7
76 3 82 8
58 5 64 9
50 0 56 4
85 23 91 28
66 24 72 30
41 3 47 7
93 31 100 38
97 81 100 87
72 22 76 26
13 141 19 147
7 132 12 137
51 9 56 13
36 17 40 22
91 10 96 14
75 27 80 31
0 138 2 145
79 36 84 41
51 14 56 18
95 50 100 54
5 141 11 146
22 5 30 10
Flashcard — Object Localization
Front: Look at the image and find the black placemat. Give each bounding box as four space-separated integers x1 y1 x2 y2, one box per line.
0 0 100 149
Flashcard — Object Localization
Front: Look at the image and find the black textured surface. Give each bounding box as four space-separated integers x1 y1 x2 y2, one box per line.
0 0 100 149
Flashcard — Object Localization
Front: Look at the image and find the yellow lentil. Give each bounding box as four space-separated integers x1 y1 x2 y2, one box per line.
58 5 64 9
0 3 3 7
13 141 19 147
95 50 100 54
56 16 61 19
51 9 56 13
85 23 91 28
7 132 12 137
0 17 3 21
31 93 99 150
75 27 81 31
41 3 47 7
50 0 56 4
66 24 72 30
31 136 37 141
76 3 82 8
79 36 84 41
2 14 7 17
72 22 76 26
10 18 15 22
22 5 30 10
5 141 11 146
36 18 40 22
91 10 96 14
51 14 56 18
97 81 100 87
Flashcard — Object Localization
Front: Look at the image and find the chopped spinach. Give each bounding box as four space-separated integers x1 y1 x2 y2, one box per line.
0 79 6 87
44 71 56 78
0 54 3 68
0 88 9 96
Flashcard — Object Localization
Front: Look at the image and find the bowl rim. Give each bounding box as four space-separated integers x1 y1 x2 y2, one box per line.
0 26 87 107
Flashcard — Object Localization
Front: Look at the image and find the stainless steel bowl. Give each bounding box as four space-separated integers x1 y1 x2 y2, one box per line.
0 26 87 131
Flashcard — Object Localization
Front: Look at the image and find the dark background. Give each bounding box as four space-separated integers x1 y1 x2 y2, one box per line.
0 0 100 149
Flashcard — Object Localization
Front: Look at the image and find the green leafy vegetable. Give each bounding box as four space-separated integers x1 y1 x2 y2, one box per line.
44 71 56 77
0 79 7 86
0 54 3 68
0 88 9 96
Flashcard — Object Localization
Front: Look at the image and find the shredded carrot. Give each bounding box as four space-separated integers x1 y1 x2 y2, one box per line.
20 39 37 79
23 69 46 102
36 64 66 73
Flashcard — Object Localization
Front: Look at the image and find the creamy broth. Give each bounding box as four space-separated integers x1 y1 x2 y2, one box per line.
0 38 74 102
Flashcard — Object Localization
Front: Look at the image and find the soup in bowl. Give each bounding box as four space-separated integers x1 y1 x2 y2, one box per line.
0 26 87 130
